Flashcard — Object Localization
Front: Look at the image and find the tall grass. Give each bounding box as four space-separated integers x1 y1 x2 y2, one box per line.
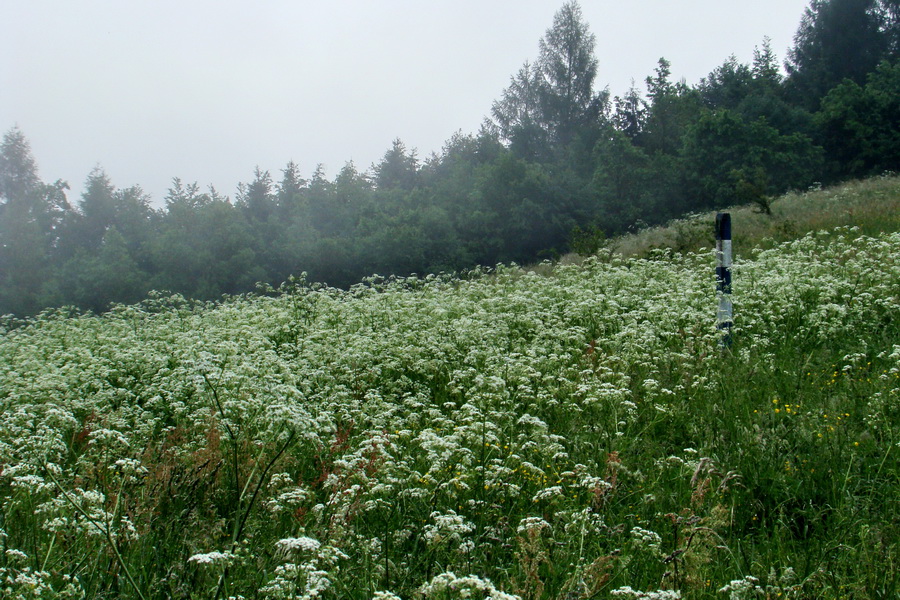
608 173 900 259
0 180 899 599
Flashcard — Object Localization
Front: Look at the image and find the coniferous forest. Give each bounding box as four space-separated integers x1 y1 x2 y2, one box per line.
3 0 900 316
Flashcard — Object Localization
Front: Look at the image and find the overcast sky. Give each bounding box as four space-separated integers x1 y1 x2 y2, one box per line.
2 0 812 205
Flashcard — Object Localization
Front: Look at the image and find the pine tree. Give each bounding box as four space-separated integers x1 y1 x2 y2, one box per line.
491 1 605 155
490 61 544 147
786 0 886 109
535 1 605 146
0 127 71 315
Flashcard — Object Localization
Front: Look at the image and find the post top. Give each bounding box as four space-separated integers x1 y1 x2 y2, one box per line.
715 212 731 241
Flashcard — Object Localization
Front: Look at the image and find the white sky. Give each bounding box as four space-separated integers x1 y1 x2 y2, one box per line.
2 0 812 205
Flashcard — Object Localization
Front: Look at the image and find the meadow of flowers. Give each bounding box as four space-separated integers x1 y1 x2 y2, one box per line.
1 225 898 599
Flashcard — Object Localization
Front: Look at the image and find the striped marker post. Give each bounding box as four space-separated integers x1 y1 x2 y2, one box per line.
716 213 733 347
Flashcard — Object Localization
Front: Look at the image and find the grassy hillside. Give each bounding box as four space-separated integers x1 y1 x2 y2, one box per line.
607 173 900 258
1 178 899 599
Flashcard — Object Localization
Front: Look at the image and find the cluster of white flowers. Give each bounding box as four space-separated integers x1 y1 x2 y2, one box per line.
424 510 474 549
610 586 682 599
110 457 147 478
188 551 233 566
259 540 348 600
421 571 521 600
4 549 28 564
266 486 312 514
630 526 663 552
276 537 321 553
718 576 763 599
531 485 564 503
718 568 800 599
10 474 53 495
0 565 84 599
1 225 897 596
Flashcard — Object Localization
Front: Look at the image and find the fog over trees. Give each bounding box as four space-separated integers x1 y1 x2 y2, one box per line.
3 0 900 316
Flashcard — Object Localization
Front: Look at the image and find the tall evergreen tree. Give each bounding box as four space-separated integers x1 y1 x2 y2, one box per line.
491 1 605 156
373 139 418 190
786 0 886 109
535 1 606 146
277 161 307 213
697 56 756 111
237 167 276 223
613 82 648 140
71 167 118 251
57 169 154 272
0 127 41 206
490 61 547 158
111 184 155 259
640 58 701 155
752 37 784 88
0 128 71 315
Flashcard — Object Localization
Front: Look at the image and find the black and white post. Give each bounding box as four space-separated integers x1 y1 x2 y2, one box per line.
716 212 733 347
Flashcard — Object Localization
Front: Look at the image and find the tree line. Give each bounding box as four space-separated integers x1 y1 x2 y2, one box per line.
2 0 900 316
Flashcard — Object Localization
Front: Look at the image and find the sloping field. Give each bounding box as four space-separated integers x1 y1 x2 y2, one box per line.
1 223 899 598
610 174 900 258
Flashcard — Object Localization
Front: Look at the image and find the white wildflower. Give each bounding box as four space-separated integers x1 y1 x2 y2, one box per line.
718 576 762 599
5 549 28 564
111 458 143 474
516 516 550 535
630 526 663 551
188 551 232 565
266 486 312 513
516 414 547 428
276 537 321 553
87 428 131 449
11 474 52 493
577 474 613 492
610 586 681 599
532 485 563 503
424 510 474 548
421 571 521 599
